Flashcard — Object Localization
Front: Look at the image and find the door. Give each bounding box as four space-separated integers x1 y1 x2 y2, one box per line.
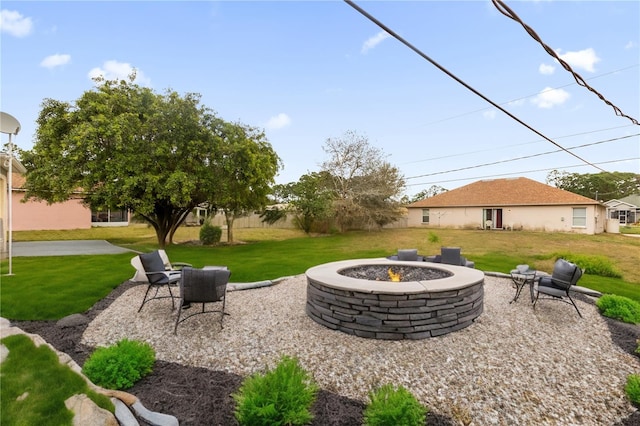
495 209 503 229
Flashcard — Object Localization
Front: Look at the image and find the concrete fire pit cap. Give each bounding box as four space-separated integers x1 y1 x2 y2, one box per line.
305 258 484 294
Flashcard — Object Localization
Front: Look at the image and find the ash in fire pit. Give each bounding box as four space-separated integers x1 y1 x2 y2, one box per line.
339 265 453 282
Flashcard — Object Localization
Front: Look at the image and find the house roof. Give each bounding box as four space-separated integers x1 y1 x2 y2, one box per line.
408 177 601 208
619 194 640 208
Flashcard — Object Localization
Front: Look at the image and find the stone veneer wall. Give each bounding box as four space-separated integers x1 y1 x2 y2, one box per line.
306 279 484 340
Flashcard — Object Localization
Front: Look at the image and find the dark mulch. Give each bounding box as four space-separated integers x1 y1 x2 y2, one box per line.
10 282 640 425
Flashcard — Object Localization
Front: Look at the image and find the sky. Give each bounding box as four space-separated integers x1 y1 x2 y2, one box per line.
1 1 639 198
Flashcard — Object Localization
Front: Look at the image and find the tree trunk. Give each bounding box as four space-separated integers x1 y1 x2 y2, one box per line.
225 212 235 243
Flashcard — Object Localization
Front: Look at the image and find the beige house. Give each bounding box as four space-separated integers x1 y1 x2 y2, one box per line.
407 177 606 235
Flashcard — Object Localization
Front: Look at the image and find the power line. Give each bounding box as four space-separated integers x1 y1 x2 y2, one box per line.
401 124 635 165
405 133 639 179
492 0 639 126
343 0 607 173
406 157 640 188
423 64 639 127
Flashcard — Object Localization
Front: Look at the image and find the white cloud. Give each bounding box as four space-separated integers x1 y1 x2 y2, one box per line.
531 87 570 109
40 54 71 69
538 63 555 75
265 113 291 130
0 9 33 37
625 41 636 50
483 110 496 120
87 60 151 85
361 31 390 54
556 48 600 72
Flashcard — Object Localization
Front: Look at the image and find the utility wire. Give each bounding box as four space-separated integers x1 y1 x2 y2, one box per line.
424 64 639 127
402 124 635 165
406 157 639 188
492 0 639 126
406 133 639 179
343 0 607 173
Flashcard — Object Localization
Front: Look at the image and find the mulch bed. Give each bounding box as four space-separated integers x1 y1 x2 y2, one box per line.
10 282 640 426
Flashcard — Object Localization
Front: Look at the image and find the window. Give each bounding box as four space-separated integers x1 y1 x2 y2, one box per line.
572 207 587 227
92 208 128 223
422 209 429 224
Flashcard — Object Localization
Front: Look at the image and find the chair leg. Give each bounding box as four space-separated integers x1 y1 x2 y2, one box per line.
174 298 183 334
566 293 583 318
139 284 176 313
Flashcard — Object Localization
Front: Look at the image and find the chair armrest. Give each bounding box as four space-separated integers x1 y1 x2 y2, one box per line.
168 262 192 271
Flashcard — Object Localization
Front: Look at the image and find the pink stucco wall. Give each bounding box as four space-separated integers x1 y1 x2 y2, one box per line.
12 193 91 231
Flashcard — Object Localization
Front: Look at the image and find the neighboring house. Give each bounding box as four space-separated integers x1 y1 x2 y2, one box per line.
1 153 27 254
407 177 607 235
604 194 640 225
12 172 93 231
6 158 129 231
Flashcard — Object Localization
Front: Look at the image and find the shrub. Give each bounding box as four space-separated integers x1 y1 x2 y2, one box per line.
596 294 640 324
626 374 640 406
82 339 155 390
200 222 222 245
364 384 427 426
546 252 622 278
428 232 439 244
233 355 318 426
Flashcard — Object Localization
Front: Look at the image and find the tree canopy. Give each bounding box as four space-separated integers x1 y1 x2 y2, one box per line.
21 76 280 247
320 131 405 231
546 170 640 201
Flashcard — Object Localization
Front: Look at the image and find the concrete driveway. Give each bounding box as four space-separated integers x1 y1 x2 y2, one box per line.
11 240 136 257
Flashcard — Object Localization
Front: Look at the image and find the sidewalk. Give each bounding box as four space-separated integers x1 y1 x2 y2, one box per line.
11 240 135 257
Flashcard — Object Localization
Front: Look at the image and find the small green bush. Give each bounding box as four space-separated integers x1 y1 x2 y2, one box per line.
82 339 155 390
428 232 439 243
626 374 640 406
200 222 222 245
364 384 427 426
596 294 640 324
545 252 622 278
233 355 318 426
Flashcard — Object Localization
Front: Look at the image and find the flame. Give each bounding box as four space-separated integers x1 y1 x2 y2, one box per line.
388 268 401 282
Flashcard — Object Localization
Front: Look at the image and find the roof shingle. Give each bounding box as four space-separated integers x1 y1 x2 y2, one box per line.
409 177 599 207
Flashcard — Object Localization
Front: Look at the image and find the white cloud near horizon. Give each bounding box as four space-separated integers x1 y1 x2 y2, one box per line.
87 60 151 86
0 9 33 37
266 113 292 130
40 54 71 69
556 48 600 72
361 31 390 54
625 40 636 50
483 110 496 120
531 87 570 109
538 63 555 75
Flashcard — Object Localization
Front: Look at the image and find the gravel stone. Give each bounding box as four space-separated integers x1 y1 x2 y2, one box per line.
82 275 640 425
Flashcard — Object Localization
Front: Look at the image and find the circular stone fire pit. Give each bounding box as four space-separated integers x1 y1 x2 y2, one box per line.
305 258 484 340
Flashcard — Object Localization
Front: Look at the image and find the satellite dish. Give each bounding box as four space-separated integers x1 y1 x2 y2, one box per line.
0 112 21 135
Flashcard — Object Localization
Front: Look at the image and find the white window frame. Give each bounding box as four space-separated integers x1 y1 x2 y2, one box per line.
422 209 429 224
572 207 587 228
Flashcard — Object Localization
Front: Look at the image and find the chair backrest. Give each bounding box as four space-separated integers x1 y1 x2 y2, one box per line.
130 256 149 283
181 267 231 303
397 249 418 261
551 258 581 289
139 250 169 284
440 247 462 265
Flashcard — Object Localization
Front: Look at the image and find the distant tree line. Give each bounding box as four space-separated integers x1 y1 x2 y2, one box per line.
546 170 640 201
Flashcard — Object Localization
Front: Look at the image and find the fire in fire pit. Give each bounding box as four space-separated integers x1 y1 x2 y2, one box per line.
339 265 452 282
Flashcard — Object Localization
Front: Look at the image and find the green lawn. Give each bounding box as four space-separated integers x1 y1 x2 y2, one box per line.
2 226 640 320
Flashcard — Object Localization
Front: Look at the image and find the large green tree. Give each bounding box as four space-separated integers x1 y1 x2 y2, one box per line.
273 171 334 234
22 77 225 247
320 131 405 232
546 170 640 200
211 121 281 243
